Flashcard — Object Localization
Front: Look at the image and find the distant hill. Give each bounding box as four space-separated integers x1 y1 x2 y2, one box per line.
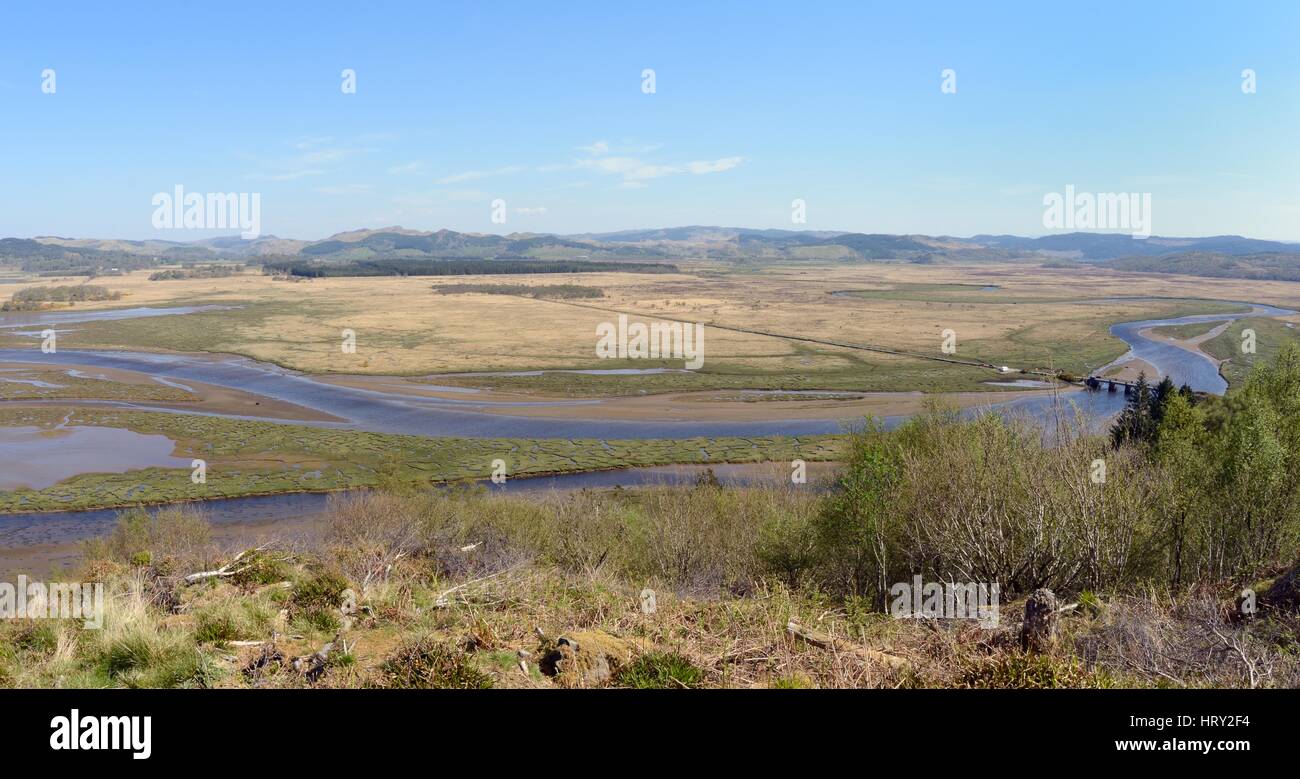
0 238 164 273
1107 251 1300 282
296 228 664 261
33 234 304 259
195 235 308 256
967 232 1297 260
577 226 843 244
816 233 938 258
2 227 1298 275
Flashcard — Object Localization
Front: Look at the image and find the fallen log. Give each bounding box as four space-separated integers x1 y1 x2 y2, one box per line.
183 546 269 585
786 620 909 670
293 633 342 682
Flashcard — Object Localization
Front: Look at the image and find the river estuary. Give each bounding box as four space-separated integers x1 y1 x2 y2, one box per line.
0 299 1291 572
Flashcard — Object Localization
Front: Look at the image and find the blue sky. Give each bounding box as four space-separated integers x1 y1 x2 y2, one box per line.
1 1 1298 240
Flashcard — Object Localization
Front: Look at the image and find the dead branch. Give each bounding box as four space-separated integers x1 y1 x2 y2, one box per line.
786 620 910 670
183 545 270 585
293 633 341 682
431 564 522 608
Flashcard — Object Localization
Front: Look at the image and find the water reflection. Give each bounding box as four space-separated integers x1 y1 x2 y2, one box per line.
0 425 190 490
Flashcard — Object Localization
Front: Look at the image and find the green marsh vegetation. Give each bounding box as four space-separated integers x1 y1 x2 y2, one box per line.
1203 317 1300 389
417 347 1012 396
1146 320 1222 340
0 368 194 403
0 406 843 512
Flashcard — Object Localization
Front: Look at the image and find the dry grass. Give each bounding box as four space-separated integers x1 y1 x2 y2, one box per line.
9 262 1297 379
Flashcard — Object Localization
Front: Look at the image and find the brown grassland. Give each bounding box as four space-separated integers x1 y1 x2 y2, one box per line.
6 262 1298 390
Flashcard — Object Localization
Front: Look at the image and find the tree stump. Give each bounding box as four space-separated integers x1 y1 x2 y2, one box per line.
1262 561 1300 614
538 630 638 688
1021 589 1059 653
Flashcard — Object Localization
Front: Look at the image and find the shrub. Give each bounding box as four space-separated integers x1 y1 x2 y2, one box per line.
376 638 493 689
615 652 705 689
83 507 214 572
194 609 242 644
769 673 813 689
956 653 1114 689
229 551 291 587
291 569 350 612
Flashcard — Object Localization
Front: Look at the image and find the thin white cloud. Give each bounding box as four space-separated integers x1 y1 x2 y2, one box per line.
577 154 746 187
261 168 327 181
427 144 743 191
686 156 745 175
578 157 680 180
387 161 425 175
244 139 369 182
547 180 591 190
294 136 335 150
299 148 355 165
393 189 491 208
434 165 526 185
998 183 1045 197
315 183 374 195
577 139 663 157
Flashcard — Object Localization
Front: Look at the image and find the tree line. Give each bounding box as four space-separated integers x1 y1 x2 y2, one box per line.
262 258 679 278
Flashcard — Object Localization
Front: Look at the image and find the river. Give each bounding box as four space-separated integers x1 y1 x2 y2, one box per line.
0 298 1291 571
1099 303 1294 393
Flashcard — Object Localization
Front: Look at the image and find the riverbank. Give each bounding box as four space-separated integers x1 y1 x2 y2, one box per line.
318 372 1063 422
1095 304 1296 393
0 461 841 577
0 360 340 422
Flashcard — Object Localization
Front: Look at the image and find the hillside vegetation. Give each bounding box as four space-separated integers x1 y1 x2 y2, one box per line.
1108 251 1300 281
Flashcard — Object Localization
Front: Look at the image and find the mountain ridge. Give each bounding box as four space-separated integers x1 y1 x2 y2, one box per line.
3 228 1298 279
